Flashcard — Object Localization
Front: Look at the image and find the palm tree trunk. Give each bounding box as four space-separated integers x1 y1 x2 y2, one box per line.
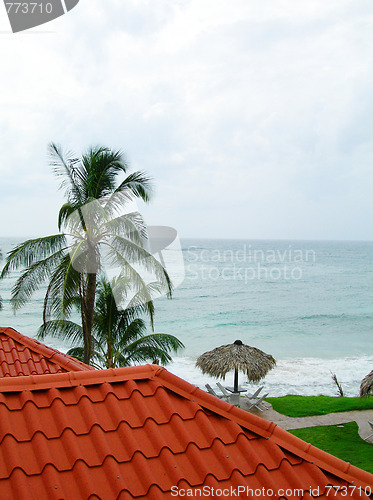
107 341 113 368
83 272 97 365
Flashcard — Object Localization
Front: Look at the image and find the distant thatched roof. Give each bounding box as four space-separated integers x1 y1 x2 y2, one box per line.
360 369 373 397
196 340 276 382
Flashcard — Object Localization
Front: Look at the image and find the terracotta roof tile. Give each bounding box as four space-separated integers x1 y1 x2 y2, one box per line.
0 364 371 499
0 327 93 376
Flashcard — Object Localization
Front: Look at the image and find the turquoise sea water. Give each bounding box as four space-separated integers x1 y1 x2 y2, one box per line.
1 237 372 396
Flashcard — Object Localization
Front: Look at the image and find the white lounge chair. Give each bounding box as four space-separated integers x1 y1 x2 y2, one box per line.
244 387 270 408
205 384 229 401
364 421 373 441
246 386 263 399
246 393 269 412
216 382 231 398
216 382 241 406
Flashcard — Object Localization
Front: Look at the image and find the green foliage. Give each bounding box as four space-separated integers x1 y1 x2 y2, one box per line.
266 395 373 417
289 422 373 474
40 277 184 368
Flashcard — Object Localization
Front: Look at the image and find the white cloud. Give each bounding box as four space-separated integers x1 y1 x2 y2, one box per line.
0 0 372 239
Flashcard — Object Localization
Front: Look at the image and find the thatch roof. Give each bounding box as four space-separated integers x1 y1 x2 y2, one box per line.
360 369 373 397
196 339 276 382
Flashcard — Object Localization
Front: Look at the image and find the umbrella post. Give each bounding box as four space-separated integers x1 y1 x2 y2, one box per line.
234 366 239 393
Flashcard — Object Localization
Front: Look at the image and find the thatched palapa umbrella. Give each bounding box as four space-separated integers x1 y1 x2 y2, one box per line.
196 339 276 392
360 370 373 397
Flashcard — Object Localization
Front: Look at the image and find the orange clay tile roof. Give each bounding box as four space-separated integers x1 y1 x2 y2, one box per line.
0 364 372 499
0 327 93 376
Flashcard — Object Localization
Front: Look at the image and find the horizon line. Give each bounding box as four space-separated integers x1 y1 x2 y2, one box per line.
1 235 373 244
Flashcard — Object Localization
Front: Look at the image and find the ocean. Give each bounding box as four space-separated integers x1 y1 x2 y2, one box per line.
1 236 372 397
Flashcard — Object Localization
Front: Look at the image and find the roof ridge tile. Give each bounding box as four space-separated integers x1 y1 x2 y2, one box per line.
0 364 157 392
0 327 93 374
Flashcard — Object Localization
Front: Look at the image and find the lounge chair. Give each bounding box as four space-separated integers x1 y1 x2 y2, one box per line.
216 382 241 406
364 421 373 441
216 382 231 398
244 386 271 408
246 386 263 399
205 384 229 401
245 393 269 412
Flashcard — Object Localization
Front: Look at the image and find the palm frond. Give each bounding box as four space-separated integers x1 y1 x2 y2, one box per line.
98 274 156 327
115 171 153 203
0 234 67 278
123 287 156 330
116 331 183 367
67 344 106 369
58 203 77 232
104 243 156 295
81 147 127 200
102 212 148 244
43 253 81 321
38 319 83 345
115 318 147 346
125 333 184 353
126 280 162 307
9 247 67 312
48 143 82 205
66 346 84 362
107 235 173 297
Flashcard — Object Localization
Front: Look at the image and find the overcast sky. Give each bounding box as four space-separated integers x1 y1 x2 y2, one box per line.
0 0 372 240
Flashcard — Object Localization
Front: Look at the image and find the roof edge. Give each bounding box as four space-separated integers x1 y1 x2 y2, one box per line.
0 327 93 372
153 366 373 489
0 364 157 391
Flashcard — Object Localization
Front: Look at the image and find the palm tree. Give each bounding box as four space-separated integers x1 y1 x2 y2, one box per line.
1 144 172 364
39 277 184 369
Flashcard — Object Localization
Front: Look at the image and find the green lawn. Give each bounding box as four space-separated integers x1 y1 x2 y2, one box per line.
289 422 373 474
266 395 373 417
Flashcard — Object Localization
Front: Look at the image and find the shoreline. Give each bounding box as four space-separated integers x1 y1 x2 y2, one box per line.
0 323 370 397
166 354 373 398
